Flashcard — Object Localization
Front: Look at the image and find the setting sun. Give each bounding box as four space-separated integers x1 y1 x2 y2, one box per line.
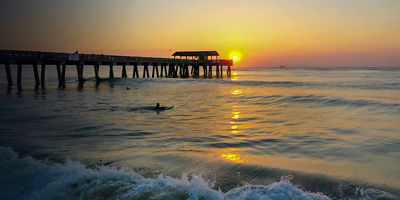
229 51 242 63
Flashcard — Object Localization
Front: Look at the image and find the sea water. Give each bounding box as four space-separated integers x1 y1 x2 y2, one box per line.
0 66 399 199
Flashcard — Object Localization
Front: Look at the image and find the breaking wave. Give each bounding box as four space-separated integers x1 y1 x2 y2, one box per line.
0 147 332 200
1 147 398 200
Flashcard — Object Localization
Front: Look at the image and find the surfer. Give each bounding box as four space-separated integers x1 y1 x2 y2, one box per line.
155 103 164 110
153 103 173 112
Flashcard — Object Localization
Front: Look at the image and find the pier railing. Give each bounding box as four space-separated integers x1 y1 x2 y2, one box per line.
0 50 233 66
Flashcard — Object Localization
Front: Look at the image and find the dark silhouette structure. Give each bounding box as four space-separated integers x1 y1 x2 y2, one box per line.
0 50 233 90
172 51 229 78
172 51 219 61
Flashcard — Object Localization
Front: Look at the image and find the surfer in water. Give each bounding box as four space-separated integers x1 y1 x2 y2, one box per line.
155 103 165 110
153 103 174 112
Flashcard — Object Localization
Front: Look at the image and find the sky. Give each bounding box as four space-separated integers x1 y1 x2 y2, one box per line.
0 0 399 67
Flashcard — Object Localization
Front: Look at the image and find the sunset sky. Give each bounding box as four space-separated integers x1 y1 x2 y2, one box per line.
1 0 399 67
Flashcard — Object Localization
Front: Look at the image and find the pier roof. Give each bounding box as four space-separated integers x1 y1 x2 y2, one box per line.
172 51 219 57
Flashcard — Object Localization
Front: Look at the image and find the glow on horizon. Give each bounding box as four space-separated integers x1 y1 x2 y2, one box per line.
229 51 242 63
0 0 399 67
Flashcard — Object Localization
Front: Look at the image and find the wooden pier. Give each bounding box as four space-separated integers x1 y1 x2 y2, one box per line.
1 50 233 89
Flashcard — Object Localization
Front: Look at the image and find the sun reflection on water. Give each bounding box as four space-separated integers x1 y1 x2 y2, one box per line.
224 91 247 163
232 90 242 95
221 153 247 164
230 109 240 134
230 87 242 133
232 112 240 119
231 72 239 81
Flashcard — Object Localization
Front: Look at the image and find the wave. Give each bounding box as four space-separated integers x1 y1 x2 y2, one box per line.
226 80 400 90
1 147 398 200
227 80 307 87
0 147 330 200
247 94 400 113
99 77 308 88
82 74 400 91
106 78 400 91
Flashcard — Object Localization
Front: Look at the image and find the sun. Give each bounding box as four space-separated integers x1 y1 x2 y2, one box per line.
229 51 242 62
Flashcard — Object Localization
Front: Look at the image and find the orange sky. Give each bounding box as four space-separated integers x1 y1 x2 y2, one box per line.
0 0 399 67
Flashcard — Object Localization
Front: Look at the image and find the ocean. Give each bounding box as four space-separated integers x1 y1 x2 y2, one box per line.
0 66 399 200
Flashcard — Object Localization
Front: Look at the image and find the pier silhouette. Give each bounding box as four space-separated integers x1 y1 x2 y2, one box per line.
1 50 233 90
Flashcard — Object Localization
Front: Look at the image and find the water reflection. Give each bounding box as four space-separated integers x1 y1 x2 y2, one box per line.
232 90 242 95
221 152 247 164
230 84 243 134
2 67 400 191
231 72 239 81
232 112 240 119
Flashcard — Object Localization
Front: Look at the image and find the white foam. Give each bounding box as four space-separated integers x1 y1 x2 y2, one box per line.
1 146 393 200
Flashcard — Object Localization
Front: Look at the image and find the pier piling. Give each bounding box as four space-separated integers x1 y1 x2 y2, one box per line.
94 64 100 81
156 64 159 77
33 64 40 87
76 64 84 83
76 64 80 81
56 64 62 88
17 64 22 89
164 65 168 77
160 64 164 77
193 66 200 77
152 64 156 78
203 66 207 77
168 64 174 78
61 64 66 87
133 64 139 78
109 64 114 78
184 65 189 78
143 64 150 78
5 63 12 88
122 65 127 78
173 65 178 78
41 64 46 88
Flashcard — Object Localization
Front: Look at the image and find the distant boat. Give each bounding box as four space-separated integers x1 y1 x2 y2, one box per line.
279 65 286 68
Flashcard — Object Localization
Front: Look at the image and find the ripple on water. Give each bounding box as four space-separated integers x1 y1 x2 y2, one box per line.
205 138 282 149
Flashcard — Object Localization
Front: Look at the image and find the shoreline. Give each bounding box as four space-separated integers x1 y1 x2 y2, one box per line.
2 145 399 199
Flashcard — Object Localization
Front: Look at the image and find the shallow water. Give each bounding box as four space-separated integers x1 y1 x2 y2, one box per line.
0 66 399 199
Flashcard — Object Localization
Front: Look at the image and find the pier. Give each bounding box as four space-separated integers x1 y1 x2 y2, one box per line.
0 50 233 89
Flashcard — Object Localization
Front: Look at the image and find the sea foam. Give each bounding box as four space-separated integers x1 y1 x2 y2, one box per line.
1 147 397 200
0 147 332 200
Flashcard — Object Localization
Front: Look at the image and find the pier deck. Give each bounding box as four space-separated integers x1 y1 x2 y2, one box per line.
1 50 233 89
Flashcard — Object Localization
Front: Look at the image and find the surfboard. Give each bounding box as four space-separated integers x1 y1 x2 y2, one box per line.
156 106 174 111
